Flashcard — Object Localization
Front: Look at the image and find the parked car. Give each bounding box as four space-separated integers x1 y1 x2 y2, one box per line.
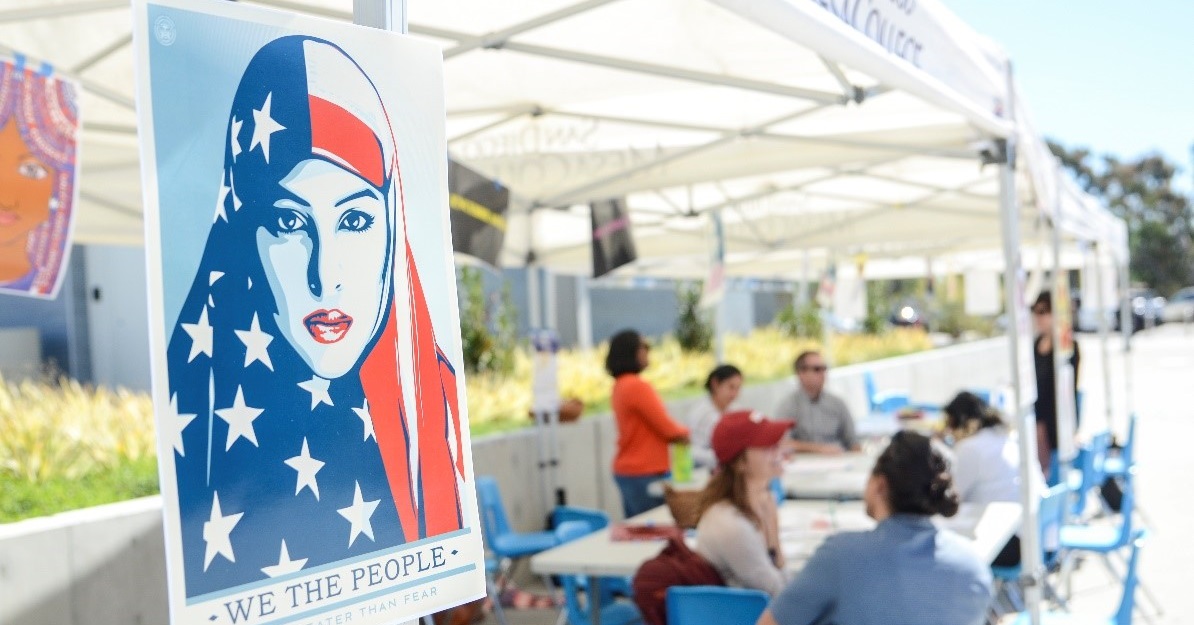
889 300 930 331
1119 288 1166 331
1075 288 1166 332
1162 287 1194 323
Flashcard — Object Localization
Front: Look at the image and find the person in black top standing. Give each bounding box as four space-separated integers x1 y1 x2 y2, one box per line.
1031 291 1080 482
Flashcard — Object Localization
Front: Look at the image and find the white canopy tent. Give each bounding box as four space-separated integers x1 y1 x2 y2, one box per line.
0 0 1124 265
2 2 1131 621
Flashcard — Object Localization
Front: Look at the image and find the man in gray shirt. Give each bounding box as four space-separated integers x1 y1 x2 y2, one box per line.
772 350 860 454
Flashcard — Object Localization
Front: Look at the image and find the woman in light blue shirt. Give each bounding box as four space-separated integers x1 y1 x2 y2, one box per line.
758 431 992 625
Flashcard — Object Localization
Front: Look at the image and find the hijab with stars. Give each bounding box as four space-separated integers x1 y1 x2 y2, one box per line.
167 36 465 597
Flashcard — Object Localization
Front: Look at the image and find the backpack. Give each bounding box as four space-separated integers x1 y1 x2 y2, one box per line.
632 536 725 625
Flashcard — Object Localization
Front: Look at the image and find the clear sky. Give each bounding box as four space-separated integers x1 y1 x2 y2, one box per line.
946 0 1194 180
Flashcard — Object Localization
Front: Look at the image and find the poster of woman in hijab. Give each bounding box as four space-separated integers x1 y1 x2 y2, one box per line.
0 53 79 298
135 1 484 622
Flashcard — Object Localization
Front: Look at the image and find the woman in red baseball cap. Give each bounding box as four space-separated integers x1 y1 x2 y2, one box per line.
693 410 794 596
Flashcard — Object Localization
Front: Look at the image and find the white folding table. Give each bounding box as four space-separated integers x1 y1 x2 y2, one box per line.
530 500 1021 625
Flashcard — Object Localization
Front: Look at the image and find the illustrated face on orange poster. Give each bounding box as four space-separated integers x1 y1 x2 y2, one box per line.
0 55 79 298
0 121 54 256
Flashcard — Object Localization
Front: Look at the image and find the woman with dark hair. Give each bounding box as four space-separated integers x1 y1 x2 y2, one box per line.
759 431 992 625
944 391 1044 567
695 410 791 595
606 329 689 517
687 364 744 468
1031 290 1080 479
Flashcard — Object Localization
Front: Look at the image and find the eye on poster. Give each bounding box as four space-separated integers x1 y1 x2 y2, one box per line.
0 53 80 299
132 1 485 623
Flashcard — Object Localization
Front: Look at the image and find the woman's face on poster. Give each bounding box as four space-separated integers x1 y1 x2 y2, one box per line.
0 119 53 245
256 158 389 378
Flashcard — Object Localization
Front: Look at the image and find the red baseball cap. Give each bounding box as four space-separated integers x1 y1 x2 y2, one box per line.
711 410 795 465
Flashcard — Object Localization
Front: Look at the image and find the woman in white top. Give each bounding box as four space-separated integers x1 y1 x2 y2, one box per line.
694 410 793 596
944 391 1045 566
687 364 743 468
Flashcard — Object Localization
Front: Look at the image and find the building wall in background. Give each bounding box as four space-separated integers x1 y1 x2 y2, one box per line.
2 250 802 389
84 245 152 392
0 250 90 379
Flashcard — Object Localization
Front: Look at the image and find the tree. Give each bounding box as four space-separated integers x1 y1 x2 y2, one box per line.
1048 140 1194 295
674 282 713 352
457 267 518 375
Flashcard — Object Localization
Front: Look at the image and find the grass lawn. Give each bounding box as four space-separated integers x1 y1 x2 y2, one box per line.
0 456 160 523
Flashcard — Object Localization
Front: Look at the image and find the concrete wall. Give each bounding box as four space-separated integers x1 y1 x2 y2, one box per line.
0 338 1010 625
0 327 40 381
0 497 166 625
0 251 91 379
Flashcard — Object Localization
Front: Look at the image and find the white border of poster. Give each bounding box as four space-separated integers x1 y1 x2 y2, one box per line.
132 1 485 623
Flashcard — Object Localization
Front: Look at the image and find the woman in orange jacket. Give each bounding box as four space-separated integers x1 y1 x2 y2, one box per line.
605 329 690 518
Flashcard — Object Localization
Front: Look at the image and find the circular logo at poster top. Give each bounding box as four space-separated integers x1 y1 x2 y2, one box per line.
154 16 177 46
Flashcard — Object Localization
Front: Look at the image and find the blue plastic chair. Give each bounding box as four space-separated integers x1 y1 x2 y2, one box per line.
769 477 785 504
1060 477 1163 618
476 476 561 559
990 484 1070 611
863 371 911 413
552 506 633 599
475 475 587 605
665 586 769 625
1102 414 1137 479
1004 533 1146 625
552 507 641 625
1067 432 1112 518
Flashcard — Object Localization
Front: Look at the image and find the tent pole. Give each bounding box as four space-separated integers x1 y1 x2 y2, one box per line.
709 203 726 362
798 249 810 307
998 65 1043 625
1091 244 1114 433
353 0 403 31
1118 253 1134 416
577 276 593 350
349 0 423 619
1048 178 1081 459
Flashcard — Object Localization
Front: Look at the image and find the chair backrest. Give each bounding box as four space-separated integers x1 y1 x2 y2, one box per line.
474 476 512 543
666 586 769 625
1122 413 1138 469
552 506 615 625
1038 484 1069 555
553 505 611 532
1114 476 1136 547
1114 533 1146 625
1073 431 1113 516
769 477 784 504
863 371 879 412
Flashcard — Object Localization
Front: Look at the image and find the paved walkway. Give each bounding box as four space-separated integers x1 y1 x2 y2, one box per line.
469 323 1194 624
1062 323 1194 623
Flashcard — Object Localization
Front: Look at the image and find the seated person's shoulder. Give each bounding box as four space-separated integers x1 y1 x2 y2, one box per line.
772 389 803 417
698 501 750 529
823 390 849 409
813 528 876 559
